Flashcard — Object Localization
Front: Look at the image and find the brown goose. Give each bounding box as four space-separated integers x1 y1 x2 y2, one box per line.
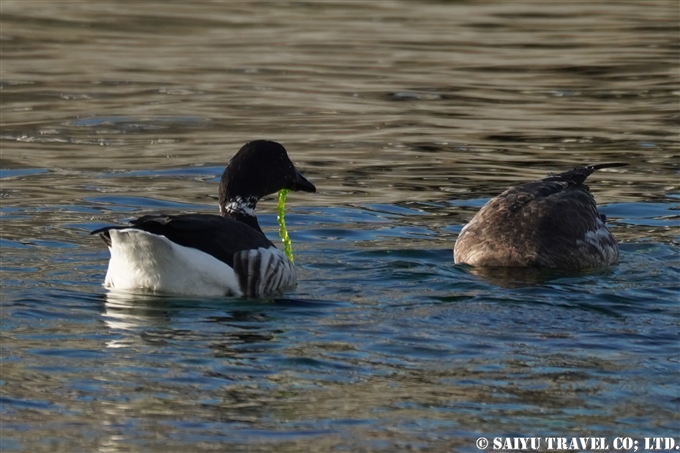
454 163 626 270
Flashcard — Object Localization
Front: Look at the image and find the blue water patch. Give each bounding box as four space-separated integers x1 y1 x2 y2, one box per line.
0 168 49 179
97 166 224 179
363 203 429 217
0 238 32 249
446 197 490 208
27 239 80 249
603 202 680 226
85 196 213 212
0 395 56 412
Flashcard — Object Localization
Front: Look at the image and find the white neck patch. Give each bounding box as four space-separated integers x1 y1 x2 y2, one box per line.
222 196 257 217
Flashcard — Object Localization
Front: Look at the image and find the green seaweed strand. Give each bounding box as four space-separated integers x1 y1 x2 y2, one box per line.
277 189 294 263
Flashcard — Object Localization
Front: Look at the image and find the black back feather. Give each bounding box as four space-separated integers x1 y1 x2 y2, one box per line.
92 214 273 268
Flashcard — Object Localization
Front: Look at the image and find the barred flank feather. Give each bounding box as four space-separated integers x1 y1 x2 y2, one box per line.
233 247 296 297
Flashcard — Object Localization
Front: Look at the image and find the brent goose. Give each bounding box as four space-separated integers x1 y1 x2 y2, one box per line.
92 140 316 297
453 163 626 270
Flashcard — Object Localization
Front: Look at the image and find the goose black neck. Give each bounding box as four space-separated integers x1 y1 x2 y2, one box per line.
225 210 262 233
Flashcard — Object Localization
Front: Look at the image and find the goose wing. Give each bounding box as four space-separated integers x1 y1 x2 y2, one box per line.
93 214 273 269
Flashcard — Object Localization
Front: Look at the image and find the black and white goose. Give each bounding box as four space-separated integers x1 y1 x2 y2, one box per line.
92 140 316 297
453 163 626 270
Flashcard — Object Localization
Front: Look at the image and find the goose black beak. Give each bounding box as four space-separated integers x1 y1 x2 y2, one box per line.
290 170 316 193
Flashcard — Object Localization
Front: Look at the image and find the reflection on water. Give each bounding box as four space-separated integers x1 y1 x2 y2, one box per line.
458 264 610 289
1 0 678 451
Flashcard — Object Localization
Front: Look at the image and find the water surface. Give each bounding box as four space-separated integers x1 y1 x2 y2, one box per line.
1 1 679 452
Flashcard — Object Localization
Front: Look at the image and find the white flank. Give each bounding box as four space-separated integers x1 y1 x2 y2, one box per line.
104 229 241 297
